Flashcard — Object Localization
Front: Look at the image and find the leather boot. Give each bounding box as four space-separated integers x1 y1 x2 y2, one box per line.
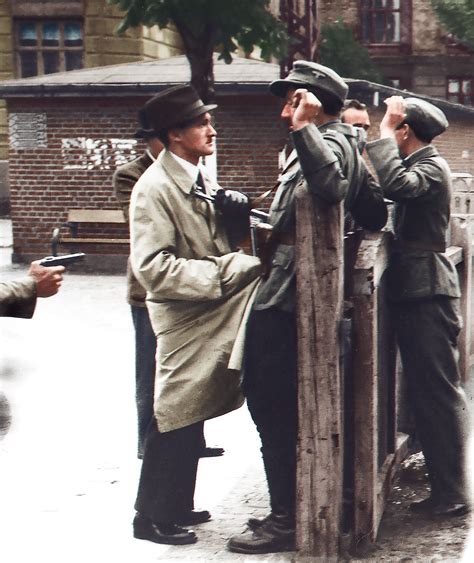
227 512 295 554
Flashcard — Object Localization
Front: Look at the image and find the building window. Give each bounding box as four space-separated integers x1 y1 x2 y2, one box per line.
360 0 403 44
447 78 473 106
15 19 84 78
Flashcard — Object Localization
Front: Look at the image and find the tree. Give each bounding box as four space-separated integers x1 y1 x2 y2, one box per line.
107 0 288 102
430 0 474 49
318 20 386 84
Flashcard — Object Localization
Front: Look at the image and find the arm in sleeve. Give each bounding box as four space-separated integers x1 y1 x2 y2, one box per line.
130 186 261 302
349 165 388 231
0 278 37 318
366 138 443 201
291 123 350 204
112 167 141 223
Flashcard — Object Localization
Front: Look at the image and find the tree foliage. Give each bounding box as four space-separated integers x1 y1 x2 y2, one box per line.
430 0 474 49
107 0 288 101
319 20 386 84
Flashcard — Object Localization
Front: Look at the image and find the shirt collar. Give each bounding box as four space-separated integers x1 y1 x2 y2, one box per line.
145 148 157 162
169 151 200 181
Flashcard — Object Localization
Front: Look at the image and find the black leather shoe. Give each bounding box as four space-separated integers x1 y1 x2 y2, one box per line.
200 446 224 457
176 510 211 526
133 513 197 545
227 518 295 554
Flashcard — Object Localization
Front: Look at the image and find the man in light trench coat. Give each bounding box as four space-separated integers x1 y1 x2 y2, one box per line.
129 84 262 546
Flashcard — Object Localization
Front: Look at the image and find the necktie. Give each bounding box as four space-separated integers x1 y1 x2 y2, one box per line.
195 171 205 192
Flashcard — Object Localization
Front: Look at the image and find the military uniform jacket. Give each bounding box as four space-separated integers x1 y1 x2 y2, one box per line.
254 121 387 313
130 149 261 432
0 278 36 318
366 138 460 302
113 151 154 307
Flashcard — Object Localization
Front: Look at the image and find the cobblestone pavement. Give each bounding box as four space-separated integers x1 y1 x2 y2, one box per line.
0 219 473 562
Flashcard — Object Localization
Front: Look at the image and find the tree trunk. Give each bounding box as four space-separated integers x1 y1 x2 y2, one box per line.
185 51 215 103
174 21 217 103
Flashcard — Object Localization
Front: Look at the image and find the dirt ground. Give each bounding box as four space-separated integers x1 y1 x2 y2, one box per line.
348 453 472 562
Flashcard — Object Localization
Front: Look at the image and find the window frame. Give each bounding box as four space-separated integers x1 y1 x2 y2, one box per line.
447 77 473 106
14 17 84 78
357 0 412 55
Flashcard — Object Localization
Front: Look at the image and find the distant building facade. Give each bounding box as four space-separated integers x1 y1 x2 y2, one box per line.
319 0 474 103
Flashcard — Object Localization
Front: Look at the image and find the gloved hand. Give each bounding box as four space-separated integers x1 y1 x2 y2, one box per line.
213 189 251 249
213 189 250 218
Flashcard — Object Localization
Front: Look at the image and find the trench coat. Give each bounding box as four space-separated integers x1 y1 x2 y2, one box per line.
130 149 261 432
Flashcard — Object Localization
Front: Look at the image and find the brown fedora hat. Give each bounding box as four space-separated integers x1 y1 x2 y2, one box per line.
138 84 217 136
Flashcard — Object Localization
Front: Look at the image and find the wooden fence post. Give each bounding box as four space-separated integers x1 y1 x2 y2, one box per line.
295 186 344 557
450 214 472 382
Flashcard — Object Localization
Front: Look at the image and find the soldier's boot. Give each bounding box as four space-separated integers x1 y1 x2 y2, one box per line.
227 511 295 554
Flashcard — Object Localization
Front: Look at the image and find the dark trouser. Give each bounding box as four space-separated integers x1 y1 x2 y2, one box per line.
131 305 157 457
242 308 297 520
392 296 470 503
135 419 204 524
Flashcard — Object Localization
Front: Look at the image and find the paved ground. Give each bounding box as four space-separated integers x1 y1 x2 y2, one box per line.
1 218 473 562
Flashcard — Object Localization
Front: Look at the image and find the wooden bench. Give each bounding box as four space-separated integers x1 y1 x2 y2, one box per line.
51 208 129 255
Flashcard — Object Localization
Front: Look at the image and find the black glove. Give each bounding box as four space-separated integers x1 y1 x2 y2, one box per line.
213 189 250 218
213 189 251 248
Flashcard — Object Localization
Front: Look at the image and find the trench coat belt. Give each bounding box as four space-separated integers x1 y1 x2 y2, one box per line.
271 231 296 246
393 239 446 253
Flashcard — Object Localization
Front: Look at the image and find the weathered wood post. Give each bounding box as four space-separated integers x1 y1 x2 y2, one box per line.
295 184 344 557
351 231 402 543
450 214 472 382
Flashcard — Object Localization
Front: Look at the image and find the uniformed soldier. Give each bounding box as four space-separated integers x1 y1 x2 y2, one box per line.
227 61 387 555
366 95 470 517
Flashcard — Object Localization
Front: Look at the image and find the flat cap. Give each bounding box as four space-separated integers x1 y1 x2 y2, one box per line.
404 97 448 139
270 60 348 105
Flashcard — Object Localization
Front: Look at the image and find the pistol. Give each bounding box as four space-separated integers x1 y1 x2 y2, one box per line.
39 252 86 267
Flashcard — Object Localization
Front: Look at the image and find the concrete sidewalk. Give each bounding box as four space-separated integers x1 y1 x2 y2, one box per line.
0 260 293 562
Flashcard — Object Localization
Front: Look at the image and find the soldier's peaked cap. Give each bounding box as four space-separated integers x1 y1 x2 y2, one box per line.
403 98 448 139
270 61 348 105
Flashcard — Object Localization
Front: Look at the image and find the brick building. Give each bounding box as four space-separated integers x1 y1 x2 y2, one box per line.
319 0 474 101
0 56 286 269
0 0 183 210
0 55 473 270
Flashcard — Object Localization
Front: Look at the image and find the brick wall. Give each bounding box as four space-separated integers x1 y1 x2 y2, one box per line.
6 94 285 266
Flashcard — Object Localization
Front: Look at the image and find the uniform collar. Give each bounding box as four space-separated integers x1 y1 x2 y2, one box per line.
403 145 438 167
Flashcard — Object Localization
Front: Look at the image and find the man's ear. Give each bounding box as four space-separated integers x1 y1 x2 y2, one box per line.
401 123 411 141
168 128 181 144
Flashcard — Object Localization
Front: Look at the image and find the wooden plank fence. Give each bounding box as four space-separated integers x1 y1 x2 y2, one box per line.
295 190 472 557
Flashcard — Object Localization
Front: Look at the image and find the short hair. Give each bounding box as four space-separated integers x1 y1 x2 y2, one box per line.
396 120 433 144
343 99 367 112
